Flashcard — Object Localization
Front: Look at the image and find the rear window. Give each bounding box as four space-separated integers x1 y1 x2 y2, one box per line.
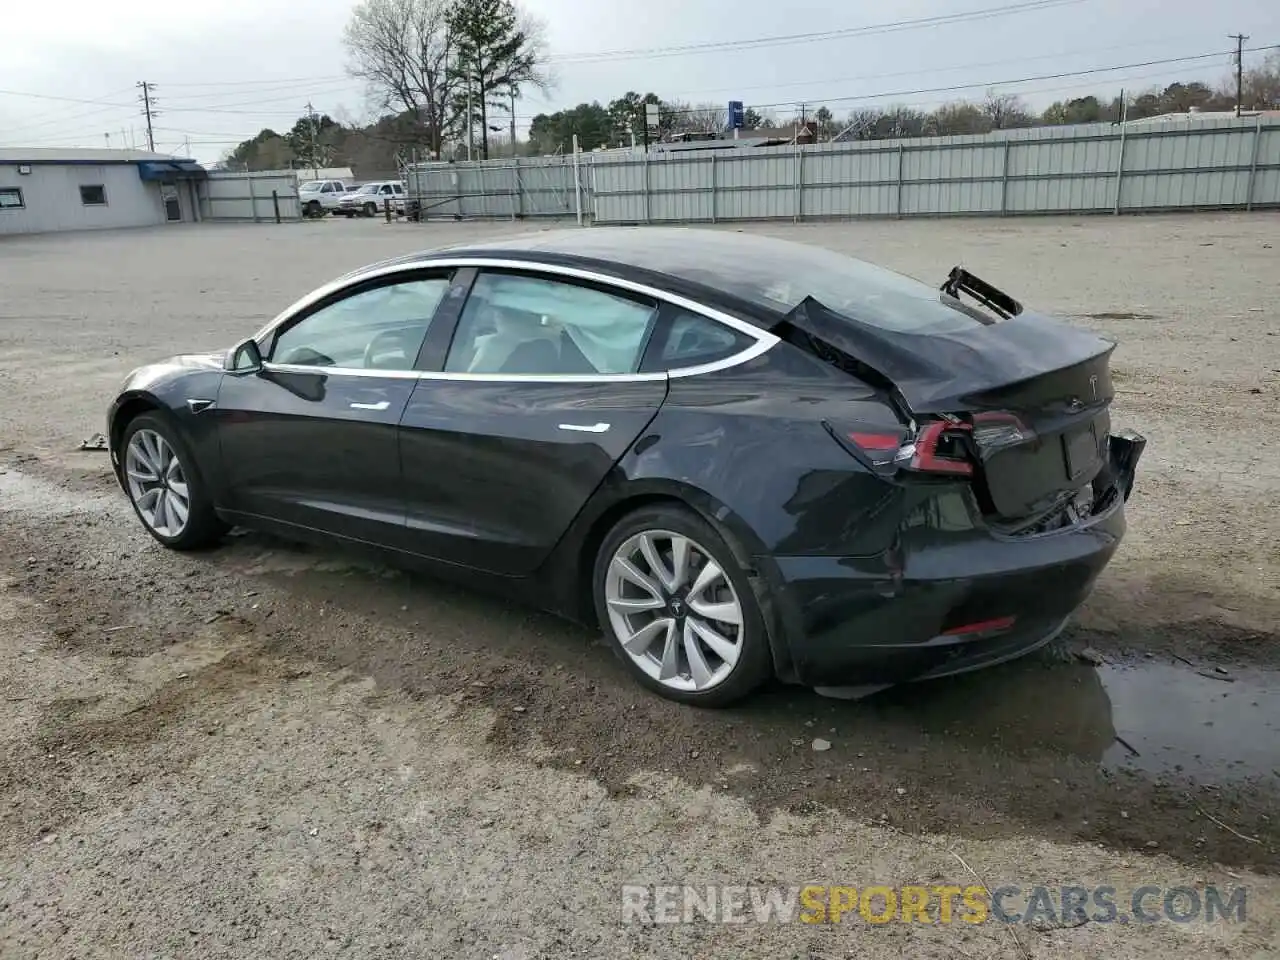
663 236 980 334
502 229 984 335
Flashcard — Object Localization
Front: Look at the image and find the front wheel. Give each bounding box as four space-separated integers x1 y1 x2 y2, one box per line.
592 504 772 707
363 201 378 217
120 413 225 550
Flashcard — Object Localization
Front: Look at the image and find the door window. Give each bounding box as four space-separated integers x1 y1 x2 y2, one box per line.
271 277 450 371
645 307 754 371
445 272 657 375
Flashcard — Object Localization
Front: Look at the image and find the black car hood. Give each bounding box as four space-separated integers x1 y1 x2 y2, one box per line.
775 297 1115 414
121 351 223 391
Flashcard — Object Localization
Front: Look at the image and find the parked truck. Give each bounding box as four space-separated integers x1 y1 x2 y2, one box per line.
297 179 349 218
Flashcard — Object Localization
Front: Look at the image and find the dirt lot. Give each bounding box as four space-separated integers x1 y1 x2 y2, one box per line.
1 213 1278 958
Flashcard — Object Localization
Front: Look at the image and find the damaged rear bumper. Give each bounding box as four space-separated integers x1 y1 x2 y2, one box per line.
761 431 1146 687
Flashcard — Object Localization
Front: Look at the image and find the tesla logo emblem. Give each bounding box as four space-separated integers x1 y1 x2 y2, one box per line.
669 597 686 618
1089 375 1099 400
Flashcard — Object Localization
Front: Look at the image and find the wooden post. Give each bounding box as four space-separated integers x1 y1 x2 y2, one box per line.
384 198 392 222
271 190 281 224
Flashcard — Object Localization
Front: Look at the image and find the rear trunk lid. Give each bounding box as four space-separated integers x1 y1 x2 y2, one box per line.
775 273 1126 526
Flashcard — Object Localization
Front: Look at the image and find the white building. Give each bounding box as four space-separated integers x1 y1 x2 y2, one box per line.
0 148 207 236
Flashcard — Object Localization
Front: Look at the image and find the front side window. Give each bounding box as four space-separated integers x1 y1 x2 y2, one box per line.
270 277 450 371
445 272 657 376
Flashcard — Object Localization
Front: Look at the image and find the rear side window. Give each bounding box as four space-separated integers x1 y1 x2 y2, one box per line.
445 271 657 375
642 307 753 372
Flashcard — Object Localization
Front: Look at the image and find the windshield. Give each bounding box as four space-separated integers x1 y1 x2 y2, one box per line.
356 184 381 194
298 181 323 192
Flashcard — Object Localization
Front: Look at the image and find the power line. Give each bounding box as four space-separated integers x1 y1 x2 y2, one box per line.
620 42 1279 119
647 35 1231 103
544 0 1087 63
159 74 350 89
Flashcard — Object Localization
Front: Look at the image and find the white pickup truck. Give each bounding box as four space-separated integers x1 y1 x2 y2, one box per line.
297 179 349 217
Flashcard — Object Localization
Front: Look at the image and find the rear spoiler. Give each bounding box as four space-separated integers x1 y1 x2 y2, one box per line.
940 267 1023 321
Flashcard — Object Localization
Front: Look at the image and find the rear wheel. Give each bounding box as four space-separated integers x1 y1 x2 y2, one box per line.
593 505 771 706
120 413 225 550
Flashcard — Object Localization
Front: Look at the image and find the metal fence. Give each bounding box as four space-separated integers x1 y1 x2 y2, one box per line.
403 155 581 220
199 172 301 222
402 116 1280 226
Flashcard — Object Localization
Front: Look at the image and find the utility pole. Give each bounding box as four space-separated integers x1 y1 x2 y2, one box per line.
1229 33 1249 116
466 63 474 161
306 100 319 178
137 81 157 151
510 89 517 158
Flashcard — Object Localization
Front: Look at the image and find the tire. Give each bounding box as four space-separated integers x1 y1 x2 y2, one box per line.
305 200 322 218
363 202 378 217
119 412 226 550
592 504 771 707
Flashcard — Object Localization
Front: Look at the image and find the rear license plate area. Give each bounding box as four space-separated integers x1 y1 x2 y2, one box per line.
1061 422 1099 479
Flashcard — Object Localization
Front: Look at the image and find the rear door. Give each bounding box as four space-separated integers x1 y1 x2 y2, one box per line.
216 270 452 542
398 267 667 574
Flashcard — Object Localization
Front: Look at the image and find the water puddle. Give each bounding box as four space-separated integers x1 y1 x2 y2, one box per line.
869 655 1280 782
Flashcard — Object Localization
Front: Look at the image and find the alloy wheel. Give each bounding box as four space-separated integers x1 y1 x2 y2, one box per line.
604 529 744 693
124 429 191 538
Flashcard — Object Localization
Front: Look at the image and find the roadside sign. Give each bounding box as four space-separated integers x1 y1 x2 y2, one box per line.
645 103 661 130
728 100 745 129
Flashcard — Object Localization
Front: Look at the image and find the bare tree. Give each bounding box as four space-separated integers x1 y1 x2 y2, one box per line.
982 91 1033 129
343 0 456 159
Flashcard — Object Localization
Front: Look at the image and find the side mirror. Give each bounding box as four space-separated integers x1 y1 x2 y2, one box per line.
225 337 263 374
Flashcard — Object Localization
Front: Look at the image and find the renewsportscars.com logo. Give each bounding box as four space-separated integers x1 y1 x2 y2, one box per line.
620 884 1248 926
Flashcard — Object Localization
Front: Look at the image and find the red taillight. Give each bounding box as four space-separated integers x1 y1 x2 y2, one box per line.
824 422 909 469
847 431 901 451
942 615 1017 637
909 421 974 476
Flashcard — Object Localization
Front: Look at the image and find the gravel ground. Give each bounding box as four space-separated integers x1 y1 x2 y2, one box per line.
1 213 1278 958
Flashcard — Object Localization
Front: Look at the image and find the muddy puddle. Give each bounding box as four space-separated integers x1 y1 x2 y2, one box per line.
852 654 1280 783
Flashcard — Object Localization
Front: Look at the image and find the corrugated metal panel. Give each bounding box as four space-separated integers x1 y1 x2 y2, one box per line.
201 172 299 221
390 118 1280 226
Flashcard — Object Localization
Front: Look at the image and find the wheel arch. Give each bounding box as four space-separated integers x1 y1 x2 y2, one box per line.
108 391 165 469
551 478 797 684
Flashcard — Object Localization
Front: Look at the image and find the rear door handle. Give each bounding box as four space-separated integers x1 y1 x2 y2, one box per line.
558 422 610 433
350 400 390 411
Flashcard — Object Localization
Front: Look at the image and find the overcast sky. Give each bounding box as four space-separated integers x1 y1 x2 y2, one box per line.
1 0 1276 164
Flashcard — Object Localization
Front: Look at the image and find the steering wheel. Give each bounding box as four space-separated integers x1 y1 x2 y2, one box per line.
363 328 420 370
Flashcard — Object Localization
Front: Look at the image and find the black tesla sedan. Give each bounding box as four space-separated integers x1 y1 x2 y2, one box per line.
107 228 1144 706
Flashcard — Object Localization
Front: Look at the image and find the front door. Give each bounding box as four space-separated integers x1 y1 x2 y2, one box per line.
216 272 452 543
161 183 181 221
398 268 667 574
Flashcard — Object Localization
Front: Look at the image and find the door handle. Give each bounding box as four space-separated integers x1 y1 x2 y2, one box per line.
350 400 390 411
558 422 611 433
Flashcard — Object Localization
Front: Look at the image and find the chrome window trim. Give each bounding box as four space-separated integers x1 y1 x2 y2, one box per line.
253 257 778 384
